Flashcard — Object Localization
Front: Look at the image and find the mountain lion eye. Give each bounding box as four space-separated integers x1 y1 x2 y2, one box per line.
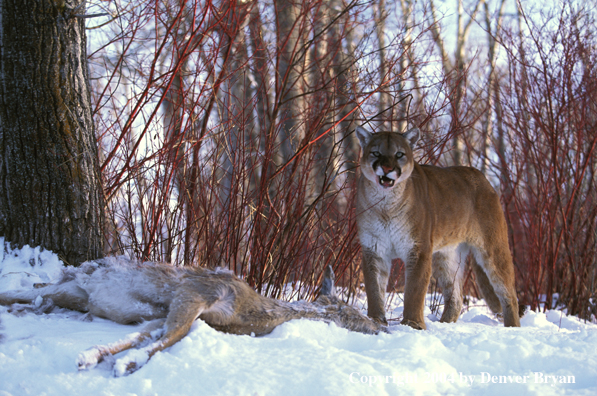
371 151 381 157
396 152 404 159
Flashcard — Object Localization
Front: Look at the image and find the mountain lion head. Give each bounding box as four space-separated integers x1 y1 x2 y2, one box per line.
355 127 420 189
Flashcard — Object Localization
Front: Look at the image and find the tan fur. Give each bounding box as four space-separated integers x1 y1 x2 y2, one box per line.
0 259 384 375
355 127 520 330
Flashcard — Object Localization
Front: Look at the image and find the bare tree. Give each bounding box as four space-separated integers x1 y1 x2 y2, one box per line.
429 0 486 165
395 0 418 133
374 0 391 130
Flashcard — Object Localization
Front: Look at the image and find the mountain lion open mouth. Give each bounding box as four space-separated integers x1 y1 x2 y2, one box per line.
379 175 395 188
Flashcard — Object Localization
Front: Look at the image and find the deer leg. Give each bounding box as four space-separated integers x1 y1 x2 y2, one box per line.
0 280 89 313
77 319 166 371
319 265 336 298
112 285 216 376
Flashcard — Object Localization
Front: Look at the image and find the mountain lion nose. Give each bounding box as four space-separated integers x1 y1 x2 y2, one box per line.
381 165 394 174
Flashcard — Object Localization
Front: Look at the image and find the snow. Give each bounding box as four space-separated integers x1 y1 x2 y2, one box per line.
1 241 596 396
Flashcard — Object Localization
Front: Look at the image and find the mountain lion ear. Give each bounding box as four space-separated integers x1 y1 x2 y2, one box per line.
355 126 372 148
402 127 420 148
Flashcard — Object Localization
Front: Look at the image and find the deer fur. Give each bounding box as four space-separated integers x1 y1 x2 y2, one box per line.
0 257 385 376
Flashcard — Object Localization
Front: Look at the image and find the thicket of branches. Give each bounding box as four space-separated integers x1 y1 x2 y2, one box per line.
87 0 597 319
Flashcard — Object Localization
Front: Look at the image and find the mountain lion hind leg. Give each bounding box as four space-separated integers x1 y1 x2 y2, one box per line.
471 245 520 327
432 245 467 323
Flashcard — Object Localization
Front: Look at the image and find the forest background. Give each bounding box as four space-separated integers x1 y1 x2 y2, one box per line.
3 0 596 321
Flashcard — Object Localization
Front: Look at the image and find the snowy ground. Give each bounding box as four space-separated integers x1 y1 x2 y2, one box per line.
0 242 596 396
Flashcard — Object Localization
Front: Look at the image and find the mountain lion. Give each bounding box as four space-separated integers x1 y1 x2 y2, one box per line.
355 126 520 329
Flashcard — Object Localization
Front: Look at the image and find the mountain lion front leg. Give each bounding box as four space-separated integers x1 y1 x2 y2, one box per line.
362 249 390 324
402 249 433 330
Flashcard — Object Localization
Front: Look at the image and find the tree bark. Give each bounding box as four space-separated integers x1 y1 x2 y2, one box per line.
275 0 304 162
396 0 415 134
374 0 390 130
481 0 506 174
0 0 105 265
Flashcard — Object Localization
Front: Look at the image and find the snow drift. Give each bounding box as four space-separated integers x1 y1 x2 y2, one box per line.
0 240 595 396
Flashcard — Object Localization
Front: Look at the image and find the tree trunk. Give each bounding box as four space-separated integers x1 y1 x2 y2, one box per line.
0 0 105 265
275 0 304 162
429 0 486 166
221 18 252 206
340 21 359 173
396 0 415 134
481 0 506 174
375 0 390 130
